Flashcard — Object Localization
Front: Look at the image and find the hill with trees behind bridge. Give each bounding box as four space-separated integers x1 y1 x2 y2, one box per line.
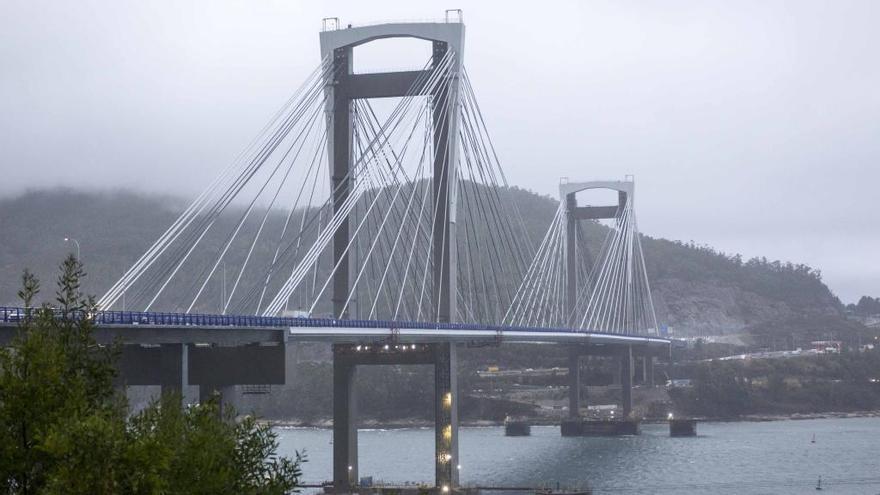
0 187 850 340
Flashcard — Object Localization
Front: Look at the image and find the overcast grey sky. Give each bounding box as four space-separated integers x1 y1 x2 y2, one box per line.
1 0 878 302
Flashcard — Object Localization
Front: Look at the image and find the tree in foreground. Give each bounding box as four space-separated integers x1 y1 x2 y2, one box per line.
0 255 303 494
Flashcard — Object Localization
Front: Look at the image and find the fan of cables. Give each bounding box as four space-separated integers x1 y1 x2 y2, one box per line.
505 193 658 335
99 52 533 326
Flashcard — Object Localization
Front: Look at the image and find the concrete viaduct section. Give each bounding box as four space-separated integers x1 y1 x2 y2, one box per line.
0 324 288 408
319 21 465 492
118 341 286 407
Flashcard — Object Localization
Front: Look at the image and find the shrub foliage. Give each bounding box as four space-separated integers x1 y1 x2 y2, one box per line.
0 256 303 494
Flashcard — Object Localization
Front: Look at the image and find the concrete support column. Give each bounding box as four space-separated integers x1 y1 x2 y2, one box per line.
621 346 633 418
159 343 188 397
567 348 581 418
644 356 655 387
434 343 459 489
612 355 622 386
333 346 358 492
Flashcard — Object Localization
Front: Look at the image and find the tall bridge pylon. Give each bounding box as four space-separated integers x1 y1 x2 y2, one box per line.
320 20 464 324
318 19 465 492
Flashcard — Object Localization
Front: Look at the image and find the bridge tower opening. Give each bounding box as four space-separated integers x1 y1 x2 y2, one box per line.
320 17 465 492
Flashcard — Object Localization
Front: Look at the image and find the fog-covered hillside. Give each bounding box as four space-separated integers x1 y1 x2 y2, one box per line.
0 188 846 339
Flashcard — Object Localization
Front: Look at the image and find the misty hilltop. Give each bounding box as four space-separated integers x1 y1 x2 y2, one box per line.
0 188 847 340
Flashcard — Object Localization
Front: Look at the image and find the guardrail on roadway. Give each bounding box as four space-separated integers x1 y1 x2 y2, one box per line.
0 306 664 340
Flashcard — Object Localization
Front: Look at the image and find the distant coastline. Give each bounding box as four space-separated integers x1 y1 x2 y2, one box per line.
268 409 880 429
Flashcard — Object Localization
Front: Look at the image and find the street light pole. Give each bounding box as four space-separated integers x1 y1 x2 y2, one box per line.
64 237 81 260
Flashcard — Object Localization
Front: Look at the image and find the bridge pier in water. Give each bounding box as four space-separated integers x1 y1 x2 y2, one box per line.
562 343 655 436
332 343 459 493
565 344 639 418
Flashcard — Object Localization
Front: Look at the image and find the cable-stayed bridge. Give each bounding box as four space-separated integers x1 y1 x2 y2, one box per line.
2 15 670 493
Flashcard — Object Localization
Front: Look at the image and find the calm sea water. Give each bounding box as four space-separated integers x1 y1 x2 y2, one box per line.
276 417 880 494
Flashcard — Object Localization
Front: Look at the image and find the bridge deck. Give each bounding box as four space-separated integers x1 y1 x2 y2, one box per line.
0 307 670 348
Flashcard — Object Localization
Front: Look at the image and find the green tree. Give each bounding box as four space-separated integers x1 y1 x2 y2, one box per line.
0 256 303 494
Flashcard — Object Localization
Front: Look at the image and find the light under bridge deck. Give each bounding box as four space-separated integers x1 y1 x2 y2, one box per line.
0 307 670 348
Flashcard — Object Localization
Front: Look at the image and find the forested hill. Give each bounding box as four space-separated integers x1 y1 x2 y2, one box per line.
0 188 844 338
